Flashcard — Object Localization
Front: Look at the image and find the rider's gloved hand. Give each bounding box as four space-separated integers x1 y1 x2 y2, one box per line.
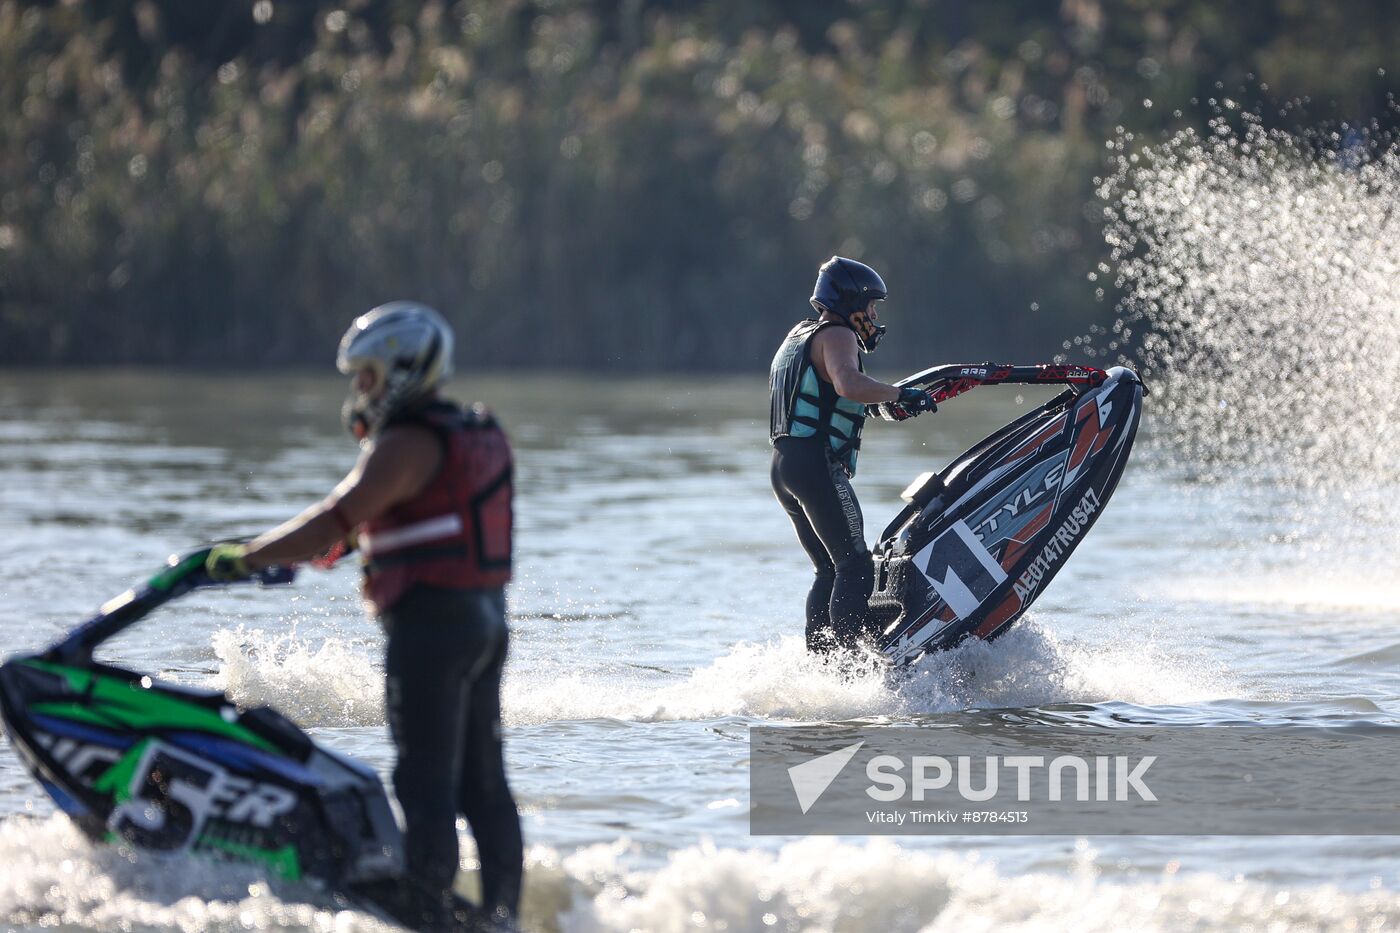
896 387 938 415
205 542 253 582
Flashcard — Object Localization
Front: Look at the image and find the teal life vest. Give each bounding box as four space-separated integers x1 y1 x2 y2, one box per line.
769 319 867 476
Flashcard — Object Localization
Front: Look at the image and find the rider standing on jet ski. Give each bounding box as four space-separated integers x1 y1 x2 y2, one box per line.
203 303 523 929
770 257 937 653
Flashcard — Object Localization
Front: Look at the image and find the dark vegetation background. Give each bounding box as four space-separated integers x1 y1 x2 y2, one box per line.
1 0 1395 371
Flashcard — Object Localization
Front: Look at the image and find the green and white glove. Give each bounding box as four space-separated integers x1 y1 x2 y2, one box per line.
205 542 253 582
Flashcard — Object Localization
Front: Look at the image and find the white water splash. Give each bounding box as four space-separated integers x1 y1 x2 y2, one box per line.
1087 115 1400 604
9 818 1392 932
1094 115 1400 492
206 620 1233 730
897 620 1235 712
1092 114 1400 493
0 816 394 932
546 836 1400 933
503 622 1236 726
210 626 385 728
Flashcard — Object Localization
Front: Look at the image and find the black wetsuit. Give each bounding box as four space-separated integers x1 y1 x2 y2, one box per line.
769 319 875 652
355 402 523 930
380 585 522 929
770 436 874 651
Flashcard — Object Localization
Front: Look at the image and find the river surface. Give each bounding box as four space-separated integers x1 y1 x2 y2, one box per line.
0 369 1398 932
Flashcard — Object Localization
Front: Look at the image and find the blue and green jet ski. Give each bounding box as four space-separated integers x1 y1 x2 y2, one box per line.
0 549 403 888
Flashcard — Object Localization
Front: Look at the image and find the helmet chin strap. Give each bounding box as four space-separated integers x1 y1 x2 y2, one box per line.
342 369 436 444
343 366 384 443
857 323 887 353
848 308 887 352
342 395 374 444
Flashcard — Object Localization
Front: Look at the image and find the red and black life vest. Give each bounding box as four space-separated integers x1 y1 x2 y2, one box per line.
359 401 513 614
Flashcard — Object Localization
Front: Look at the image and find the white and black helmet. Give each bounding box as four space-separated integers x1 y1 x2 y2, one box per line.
336 301 454 439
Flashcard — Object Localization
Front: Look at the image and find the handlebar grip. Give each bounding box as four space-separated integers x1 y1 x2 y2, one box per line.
253 565 297 586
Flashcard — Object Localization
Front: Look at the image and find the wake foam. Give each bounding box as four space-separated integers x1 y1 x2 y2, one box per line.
538 836 1398 933
897 620 1234 712
7 817 1394 932
0 816 394 932
210 626 384 727
208 620 1236 730
1161 573 1400 615
505 622 1236 726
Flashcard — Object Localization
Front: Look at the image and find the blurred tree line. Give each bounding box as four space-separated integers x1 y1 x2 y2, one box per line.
1 0 1395 371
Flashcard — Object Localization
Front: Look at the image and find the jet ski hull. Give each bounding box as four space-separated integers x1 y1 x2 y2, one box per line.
871 366 1144 665
0 655 401 885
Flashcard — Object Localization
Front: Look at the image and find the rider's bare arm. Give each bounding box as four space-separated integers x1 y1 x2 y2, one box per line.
242 426 442 569
812 326 903 404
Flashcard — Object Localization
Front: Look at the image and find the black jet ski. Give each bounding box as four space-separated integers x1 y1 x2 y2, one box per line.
867 364 1144 666
0 550 403 891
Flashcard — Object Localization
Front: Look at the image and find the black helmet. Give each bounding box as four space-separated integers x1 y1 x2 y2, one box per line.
809 256 888 352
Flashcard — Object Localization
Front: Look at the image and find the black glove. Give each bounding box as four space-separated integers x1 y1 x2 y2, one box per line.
895 387 937 415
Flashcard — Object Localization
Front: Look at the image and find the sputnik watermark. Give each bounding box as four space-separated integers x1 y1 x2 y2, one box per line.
787 741 863 814
864 754 1155 802
751 725 1400 835
787 751 1154 818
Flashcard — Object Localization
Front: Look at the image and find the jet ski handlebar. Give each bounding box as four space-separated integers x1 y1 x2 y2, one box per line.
42 548 296 664
868 363 1108 421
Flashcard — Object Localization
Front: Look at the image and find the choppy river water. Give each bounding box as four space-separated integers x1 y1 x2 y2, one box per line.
0 368 1397 932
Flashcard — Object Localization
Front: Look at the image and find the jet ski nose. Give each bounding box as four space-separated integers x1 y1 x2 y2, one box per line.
1104 366 1148 395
